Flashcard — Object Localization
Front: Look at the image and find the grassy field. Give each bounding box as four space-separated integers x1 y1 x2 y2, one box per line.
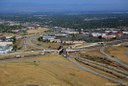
70 47 104 58
14 39 24 50
31 35 61 49
35 42 61 49
107 45 128 64
27 27 49 34
0 54 111 86
0 33 19 37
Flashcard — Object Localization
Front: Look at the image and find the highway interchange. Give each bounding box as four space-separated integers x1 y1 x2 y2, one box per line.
23 34 128 85
0 33 128 85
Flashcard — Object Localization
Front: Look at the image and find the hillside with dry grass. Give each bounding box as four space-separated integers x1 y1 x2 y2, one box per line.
0 54 111 86
107 45 128 64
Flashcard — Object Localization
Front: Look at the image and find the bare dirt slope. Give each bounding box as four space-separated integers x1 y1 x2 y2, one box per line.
0 54 111 86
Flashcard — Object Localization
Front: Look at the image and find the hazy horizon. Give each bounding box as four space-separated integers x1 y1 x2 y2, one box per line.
0 0 128 13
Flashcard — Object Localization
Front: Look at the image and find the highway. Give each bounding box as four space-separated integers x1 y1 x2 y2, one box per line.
67 56 127 84
23 37 28 50
100 46 128 69
77 57 128 75
3 33 127 84
22 35 128 78
75 57 128 78
60 48 127 84
24 34 59 53
69 43 101 52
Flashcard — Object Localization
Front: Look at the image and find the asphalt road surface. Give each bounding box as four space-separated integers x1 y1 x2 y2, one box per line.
100 46 128 69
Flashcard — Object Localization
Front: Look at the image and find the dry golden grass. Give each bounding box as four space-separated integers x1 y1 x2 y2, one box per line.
27 27 49 34
107 46 128 64
0 54 111 86
32 37 61 49
0 33 19 37
15 39 24 50
70 47 104 58
0 50 42 60
82 47 104 57
36 42 61 49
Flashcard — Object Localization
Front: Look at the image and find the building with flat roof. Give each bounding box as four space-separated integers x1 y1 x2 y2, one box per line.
0 42 13 46
43 36 56 40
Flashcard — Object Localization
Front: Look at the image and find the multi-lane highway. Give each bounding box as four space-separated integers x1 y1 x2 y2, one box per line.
76 57 128 75
100 46 128 69
59 48 127 84
75 57 128 78
2 33 128 85
61 43 128 84
67 56 127 84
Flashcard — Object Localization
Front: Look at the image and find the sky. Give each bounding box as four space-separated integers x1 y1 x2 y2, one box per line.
0 0 128 12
